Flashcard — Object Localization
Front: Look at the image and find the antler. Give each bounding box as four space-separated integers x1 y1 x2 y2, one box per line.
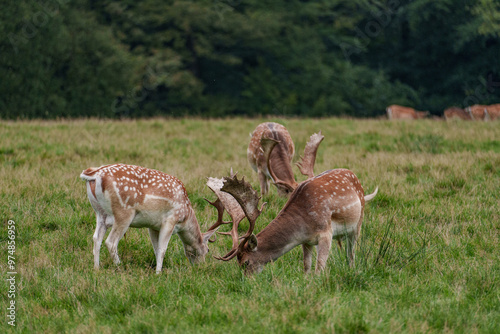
217 174 266 260
206 176 246 260
260 136 281 184
204 197 231 242
296 131 324 179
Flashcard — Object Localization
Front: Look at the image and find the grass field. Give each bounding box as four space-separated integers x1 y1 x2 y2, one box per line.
1 118 499 333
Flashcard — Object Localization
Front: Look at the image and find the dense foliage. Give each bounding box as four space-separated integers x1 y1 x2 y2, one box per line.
1 0 499 119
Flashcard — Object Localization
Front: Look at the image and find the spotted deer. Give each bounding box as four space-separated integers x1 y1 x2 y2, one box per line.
466 104 489 121
80 164 217 274
248 122 324 197
485 103 500 121
247 122 295 196
444 107 471 121
214 171 378 275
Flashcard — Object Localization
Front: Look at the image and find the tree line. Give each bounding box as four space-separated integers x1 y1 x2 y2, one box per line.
1 0 499 119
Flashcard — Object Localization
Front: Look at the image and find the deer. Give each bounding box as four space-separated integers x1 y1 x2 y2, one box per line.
247 122 324 197
386 105 429 120
212 171 378 275
485 103 500 121
80 164 217 274
465 104 489 121
444 107 471 121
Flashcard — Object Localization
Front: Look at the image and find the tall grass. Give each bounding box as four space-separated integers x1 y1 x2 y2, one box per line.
1 118 499 333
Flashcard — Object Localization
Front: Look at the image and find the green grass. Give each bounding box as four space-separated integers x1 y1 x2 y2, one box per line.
1 118 499 333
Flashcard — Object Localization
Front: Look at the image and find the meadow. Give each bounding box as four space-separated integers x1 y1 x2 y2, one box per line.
1 118 499 333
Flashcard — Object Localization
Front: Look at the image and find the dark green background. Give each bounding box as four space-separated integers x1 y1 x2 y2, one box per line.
2 0 499 119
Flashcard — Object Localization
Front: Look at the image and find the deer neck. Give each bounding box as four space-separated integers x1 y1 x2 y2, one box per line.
177 206 203 249
250 205 309 264
269 145 296 186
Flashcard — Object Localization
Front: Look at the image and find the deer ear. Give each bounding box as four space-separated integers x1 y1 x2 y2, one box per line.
202 228 218 244
247 234 258 251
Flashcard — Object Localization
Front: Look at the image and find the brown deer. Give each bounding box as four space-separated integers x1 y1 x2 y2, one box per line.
80 164 217 274
214 171 378 275
386 105 429 120
485 103 500 120
247 122 295 196
444 107 471 121
466 104 489 121
248 122 324 197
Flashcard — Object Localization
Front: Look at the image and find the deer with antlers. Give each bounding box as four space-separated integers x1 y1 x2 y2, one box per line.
212 171 378 275
80 164 217 274
248 122 324 197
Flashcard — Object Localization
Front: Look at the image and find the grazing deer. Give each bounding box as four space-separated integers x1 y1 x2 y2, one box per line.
214 171 378 275
386 105 429 120
248 122 296 196
466 104 489 121
485 103 500 121
248 122 324 197
80 164 217 274
444 107 471 121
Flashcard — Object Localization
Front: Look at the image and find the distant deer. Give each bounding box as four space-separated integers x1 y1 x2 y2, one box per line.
80 164 217 274
386 105 429 120
466 104 490 121
444 107 471 121
213 172 378 275
248 122 324 196
485 103 500 120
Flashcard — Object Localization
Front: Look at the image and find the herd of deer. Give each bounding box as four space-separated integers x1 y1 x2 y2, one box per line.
80 122 378 275
386 103 500 121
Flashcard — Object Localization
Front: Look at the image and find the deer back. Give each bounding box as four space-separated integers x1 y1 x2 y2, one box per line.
81 164 194 225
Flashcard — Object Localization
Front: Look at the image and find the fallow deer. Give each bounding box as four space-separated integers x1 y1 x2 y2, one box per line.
485 103 500 121
444 107 471 121
386 105 429 120
247 122 296 196
466 104 489 121
80 164 217 274
248 122 324 197
214 171 378 275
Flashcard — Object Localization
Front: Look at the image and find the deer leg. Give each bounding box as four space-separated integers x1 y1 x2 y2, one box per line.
315 234 333 273
92 214 108 269
345 232 358 266
302 244 314 274
105 210 135 266
148 228 160 259
155 217 177 274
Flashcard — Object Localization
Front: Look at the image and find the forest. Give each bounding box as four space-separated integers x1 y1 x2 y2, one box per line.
1 0 499 119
